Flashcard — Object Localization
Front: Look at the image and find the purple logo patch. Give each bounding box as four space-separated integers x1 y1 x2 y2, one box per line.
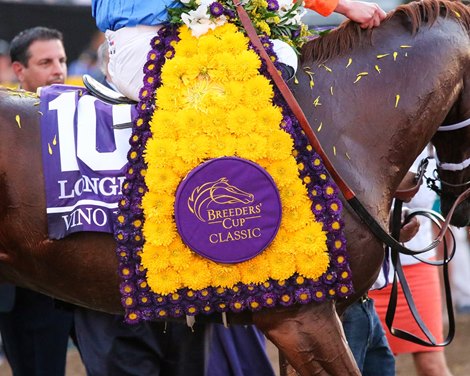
174 157 282 263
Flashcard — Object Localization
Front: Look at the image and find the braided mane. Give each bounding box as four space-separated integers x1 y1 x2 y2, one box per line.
301 0 470 63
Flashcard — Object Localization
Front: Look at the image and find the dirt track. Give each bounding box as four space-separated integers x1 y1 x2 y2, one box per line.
1 313 469 375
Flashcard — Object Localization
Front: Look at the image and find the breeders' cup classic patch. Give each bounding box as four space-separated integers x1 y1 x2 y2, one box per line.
174 157 281 263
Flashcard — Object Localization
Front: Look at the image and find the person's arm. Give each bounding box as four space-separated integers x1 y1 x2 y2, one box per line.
303 0 387 29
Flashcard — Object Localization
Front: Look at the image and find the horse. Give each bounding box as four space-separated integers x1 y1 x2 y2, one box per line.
0 0 469 374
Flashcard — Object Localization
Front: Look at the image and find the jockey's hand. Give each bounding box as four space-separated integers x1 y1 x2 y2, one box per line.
335 0 387 29
399 215 420 243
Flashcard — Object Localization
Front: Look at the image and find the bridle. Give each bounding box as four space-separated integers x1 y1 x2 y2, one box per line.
426 119 470 193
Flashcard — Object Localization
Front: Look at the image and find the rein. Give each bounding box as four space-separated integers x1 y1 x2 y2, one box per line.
233 0 470 347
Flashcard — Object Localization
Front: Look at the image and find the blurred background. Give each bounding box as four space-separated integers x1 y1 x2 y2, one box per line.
0 0 100 87
0 0 405 88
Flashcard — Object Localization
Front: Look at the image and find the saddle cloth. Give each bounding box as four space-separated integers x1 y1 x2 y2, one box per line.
39 84 135 239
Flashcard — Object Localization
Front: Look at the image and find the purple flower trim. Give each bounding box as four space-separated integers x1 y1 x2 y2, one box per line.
115 27 353 324
209 2 225 17
295 288 312 304
267 0 279 12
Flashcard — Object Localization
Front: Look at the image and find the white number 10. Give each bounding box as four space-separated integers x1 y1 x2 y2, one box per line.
48 91 132 172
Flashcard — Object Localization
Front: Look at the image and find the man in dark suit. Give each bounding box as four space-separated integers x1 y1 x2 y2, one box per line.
0 27 73 376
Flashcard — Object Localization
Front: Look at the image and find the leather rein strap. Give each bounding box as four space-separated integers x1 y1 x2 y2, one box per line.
234 0 470 347
386 200 455 346
233 0 470 256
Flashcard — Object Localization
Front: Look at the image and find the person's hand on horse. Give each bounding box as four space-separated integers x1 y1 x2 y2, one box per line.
399 215 420 243
335 0 387 29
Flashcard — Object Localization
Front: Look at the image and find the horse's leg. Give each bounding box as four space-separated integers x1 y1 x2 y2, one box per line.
253 301 360 376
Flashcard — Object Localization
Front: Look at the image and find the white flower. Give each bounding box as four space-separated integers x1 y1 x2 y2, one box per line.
277 0 295 11
284 9 306 25
276 0 305 26
181 4 227 38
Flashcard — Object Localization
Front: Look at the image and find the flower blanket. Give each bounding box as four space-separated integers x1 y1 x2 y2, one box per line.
115 24 352 323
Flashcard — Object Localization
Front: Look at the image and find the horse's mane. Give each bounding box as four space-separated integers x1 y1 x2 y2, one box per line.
302 0 470 63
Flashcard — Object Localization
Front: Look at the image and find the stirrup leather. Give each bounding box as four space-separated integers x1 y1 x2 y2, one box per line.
82 74 137 105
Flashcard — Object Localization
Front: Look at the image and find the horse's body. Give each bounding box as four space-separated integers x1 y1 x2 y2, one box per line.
0 1 469 374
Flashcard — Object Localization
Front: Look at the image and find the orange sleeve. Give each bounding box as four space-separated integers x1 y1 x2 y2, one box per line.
302 0 339 17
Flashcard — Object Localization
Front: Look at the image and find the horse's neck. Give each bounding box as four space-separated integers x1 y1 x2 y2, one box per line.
293 16 469 215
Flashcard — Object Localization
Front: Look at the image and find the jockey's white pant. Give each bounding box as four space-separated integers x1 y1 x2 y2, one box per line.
106 25 298 102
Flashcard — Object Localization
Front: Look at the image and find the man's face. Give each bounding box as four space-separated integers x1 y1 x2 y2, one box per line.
13 39 67 92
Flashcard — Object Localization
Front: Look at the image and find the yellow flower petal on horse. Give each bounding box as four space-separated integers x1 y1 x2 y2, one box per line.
239 255 272 285
145 164 180 193
211 134 238 157
143 137 174 163
207 52 234 82
150 110 180 133
172 108 206 136
295 224 327 254
194 31 228 57
222 81 245 106
169 249 193 272
278 182 311 209
143 194 174 219
147 267 182 295
191 134 213 159
296 252 330 278
214 28 248 55
160 59 191 89
153 85 186 111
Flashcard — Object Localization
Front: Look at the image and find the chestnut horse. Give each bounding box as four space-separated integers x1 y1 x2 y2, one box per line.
0 0 469 374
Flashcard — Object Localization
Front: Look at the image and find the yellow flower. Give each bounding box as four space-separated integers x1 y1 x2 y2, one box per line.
267 249 296 281
256 21 271 36
242 76 274 109
143 221 176 247
184 258 213 290
146 165 179 194
183 76 225 111
222 81 246 106
240 256 271 285
267 160 301 188
226 108 256 135
237 134 268 160
212 264 241 288
211 134 237 157
229 51 262 81
147 267 181 295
